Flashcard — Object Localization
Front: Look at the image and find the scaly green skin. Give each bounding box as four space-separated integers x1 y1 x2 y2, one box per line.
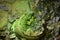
11 0 44 40
12 13 44 39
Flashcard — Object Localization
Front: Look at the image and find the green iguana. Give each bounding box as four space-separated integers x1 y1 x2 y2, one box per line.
11 0 44 40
